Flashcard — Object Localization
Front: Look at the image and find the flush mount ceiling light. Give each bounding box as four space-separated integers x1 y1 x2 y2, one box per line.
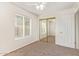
36 5 40 10
21 2 47 11
36 4 45 10
36 2 46 10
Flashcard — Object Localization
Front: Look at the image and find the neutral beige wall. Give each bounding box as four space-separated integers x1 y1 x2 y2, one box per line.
0 3 39 55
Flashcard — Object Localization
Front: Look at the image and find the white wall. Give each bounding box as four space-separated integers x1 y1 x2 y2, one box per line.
0 3 39 55
48 19 56 36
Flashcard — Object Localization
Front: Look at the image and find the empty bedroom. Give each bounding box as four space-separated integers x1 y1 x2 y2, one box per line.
0 2 79 56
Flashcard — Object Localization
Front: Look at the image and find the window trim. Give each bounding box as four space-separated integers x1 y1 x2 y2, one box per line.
15 14 31 40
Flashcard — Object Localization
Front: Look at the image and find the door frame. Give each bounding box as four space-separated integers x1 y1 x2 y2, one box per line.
39 19 48 42
75 8 79 49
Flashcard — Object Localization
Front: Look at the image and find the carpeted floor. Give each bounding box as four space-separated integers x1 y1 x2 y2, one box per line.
5 36 79 56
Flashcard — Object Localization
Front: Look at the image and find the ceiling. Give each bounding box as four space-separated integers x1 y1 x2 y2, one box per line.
13 2 76 16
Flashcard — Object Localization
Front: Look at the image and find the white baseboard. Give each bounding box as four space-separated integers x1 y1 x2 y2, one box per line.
1 39 39 56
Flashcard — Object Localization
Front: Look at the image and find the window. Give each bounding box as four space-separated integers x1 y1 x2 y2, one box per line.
15 15 30 39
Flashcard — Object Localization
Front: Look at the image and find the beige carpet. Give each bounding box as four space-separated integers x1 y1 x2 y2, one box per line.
5 36 79 56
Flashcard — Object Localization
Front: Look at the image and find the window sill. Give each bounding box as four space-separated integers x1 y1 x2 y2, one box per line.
15 35 30 40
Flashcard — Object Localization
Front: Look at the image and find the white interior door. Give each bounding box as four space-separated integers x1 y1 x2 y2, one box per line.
56 13 75 48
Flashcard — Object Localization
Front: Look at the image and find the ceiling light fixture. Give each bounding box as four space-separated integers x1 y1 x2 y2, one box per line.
40 4 44 10
36 2 47 10
36 5 40 10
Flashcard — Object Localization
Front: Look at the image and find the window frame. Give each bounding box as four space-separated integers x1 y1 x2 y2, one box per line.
15 14 31 40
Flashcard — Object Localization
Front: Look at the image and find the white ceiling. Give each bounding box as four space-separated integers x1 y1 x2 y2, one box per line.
13 2 76 16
